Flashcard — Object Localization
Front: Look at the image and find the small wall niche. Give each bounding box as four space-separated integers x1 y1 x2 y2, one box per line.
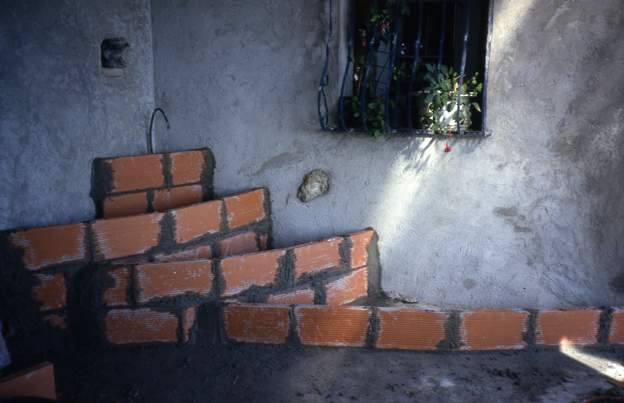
101 37 129 77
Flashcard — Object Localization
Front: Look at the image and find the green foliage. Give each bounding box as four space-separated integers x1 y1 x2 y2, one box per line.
421 64 483 134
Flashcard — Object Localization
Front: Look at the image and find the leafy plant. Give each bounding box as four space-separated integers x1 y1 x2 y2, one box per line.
421 64 483 134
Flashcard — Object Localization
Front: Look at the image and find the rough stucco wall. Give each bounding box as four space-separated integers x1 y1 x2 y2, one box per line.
0 0 155 230
151 0 622 308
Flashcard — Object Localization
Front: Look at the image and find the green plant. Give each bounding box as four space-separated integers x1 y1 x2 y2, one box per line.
347 96 388 138
421 64 483 134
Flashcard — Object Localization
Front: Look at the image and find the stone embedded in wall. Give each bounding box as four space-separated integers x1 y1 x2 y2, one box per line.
297 169 330 203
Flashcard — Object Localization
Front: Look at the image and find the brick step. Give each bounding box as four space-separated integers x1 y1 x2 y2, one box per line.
0 188 270 352
98 229 379 345
91 148 215 218
223 305 624 350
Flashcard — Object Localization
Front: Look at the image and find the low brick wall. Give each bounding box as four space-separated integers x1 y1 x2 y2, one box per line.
95 229 378 345
223 305 624 350
91 148 215 218
0 188 271 352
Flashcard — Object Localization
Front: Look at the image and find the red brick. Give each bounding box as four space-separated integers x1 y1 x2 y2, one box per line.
92 213 162 261
536 309 600 346
0 362 56 400
102 192 148 218
174 201 222 244
267 288 315 305
10 223 86 270
107 154 164 193
32 273 66 311
153 185 203 212
218 232 259 257
136 261 213 303
103 266 130 307
293 238 342 279
609 309 624 344
350 229 374 268
296 306 370 347
170 150 206 186
182 307 197 343
460 310 528 350
43 313 67 331
153 244 213 263
376 308 447 350
220 250 285 297
224 304 290 344
325 267 368 306
104 308 179 344
224 189 266 229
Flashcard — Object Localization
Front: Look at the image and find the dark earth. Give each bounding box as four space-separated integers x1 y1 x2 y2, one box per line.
48 337 624 402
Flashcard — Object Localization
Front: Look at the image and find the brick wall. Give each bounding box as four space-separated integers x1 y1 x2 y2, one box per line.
93 229 379 345
91 148 215 218
222 305 621 351
0 188 271 350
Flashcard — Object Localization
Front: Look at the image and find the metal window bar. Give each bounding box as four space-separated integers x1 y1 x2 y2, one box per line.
455 0 471 134
407 0 424 130
324 0 491 138
338 0 355 131
437 0 448 69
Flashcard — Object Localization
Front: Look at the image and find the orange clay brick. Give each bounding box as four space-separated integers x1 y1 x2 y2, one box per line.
349 229 375 268
173 201 222 244
10 223 86 270
224 189 266 229
220 250 285 297
104 308 179 344
325 267 368 306
296 306 370 347
224 304 290 344
135 261 213 303
170 150 206 186
460 310 529 350
293 238 342 279
92 213 162 261
217 232 259 258
107 154 164 193
376 308 447 350
536 309 600 346
102 192 148 218
153 185 203 212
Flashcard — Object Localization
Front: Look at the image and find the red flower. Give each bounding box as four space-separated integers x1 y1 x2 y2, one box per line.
444 143 452 153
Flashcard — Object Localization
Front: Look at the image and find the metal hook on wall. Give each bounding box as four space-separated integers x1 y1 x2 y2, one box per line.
147 107 170 154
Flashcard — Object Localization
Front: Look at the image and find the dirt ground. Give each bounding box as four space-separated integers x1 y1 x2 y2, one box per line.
52 336 624 403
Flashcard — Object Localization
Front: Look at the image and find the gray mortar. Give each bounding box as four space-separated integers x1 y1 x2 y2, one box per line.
157 211 177 251
200 148 216 200
366 307 379 348
287 306 301 345
522 310 538 346
438 311 462 351
598 308 613 345
161 153 172 187
365 230 382 297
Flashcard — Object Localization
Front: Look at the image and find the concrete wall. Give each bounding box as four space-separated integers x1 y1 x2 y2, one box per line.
0 0 155 229
151 0 624 308
2 0 622 309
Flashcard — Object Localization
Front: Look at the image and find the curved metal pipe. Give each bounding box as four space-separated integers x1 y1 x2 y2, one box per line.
148 107 170 154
